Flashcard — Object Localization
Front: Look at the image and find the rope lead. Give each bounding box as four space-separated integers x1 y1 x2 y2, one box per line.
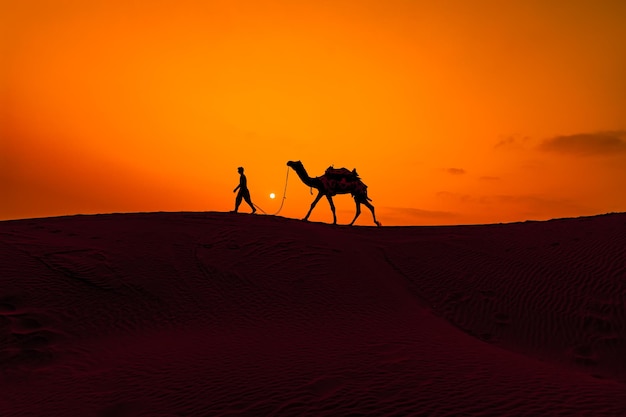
253 166 290 216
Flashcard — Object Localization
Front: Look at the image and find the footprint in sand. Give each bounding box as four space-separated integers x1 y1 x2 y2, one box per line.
0 299 62 371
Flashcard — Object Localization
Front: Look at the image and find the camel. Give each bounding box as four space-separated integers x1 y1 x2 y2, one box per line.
287 160 381 226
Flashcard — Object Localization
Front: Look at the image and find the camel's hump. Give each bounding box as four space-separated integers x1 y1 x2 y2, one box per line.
325 166 360 179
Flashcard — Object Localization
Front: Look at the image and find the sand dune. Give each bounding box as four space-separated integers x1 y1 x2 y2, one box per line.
1 212 625 416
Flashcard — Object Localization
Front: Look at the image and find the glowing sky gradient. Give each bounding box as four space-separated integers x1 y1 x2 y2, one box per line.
2 0 625 225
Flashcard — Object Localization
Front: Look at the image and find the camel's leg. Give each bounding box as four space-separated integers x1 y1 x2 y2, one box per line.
363 200 381 227
325 195 337 224
349 201 362 226
304 191 324 221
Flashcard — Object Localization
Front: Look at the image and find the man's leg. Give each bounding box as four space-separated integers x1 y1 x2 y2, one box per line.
233 193 243 212
245 194 256 213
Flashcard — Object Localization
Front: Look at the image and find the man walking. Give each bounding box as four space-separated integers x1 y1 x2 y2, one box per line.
232 166 256 213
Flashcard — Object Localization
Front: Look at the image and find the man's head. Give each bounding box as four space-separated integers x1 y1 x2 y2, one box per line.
237 167 244 174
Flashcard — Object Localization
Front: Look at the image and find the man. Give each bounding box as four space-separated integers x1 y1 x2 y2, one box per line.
232 166 256 213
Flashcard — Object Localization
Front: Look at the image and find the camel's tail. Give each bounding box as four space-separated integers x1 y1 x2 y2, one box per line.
349 180 371 202
353 194 372 202
352 186 372 202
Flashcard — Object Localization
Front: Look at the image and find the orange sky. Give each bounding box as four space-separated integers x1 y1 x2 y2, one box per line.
2 0 625 225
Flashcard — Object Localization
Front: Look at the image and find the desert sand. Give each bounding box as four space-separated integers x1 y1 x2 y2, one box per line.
1 212 625 416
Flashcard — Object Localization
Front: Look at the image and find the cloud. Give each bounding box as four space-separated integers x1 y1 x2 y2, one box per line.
436 192 591 216
445 168 466 175
382 207 457 219
494 135 530 150
538 131 626 156
393 207 456 218
437 191 479 203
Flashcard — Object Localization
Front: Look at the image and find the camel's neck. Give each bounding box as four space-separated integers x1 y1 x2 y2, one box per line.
291 164 319 189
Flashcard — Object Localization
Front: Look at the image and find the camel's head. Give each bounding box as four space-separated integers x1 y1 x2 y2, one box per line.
286 160 302 168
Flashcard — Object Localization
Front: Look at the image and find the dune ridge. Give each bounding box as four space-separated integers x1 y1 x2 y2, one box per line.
1 212 625 416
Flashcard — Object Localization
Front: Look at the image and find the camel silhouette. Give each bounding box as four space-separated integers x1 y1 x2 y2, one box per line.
287 160 381 226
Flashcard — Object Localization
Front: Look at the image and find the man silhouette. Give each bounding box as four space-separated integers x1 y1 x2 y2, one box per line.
232 166 256 213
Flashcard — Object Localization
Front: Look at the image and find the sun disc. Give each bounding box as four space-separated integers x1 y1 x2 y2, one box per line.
270 193 276 199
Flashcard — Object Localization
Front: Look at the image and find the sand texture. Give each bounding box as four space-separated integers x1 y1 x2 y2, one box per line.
1 212 625 416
